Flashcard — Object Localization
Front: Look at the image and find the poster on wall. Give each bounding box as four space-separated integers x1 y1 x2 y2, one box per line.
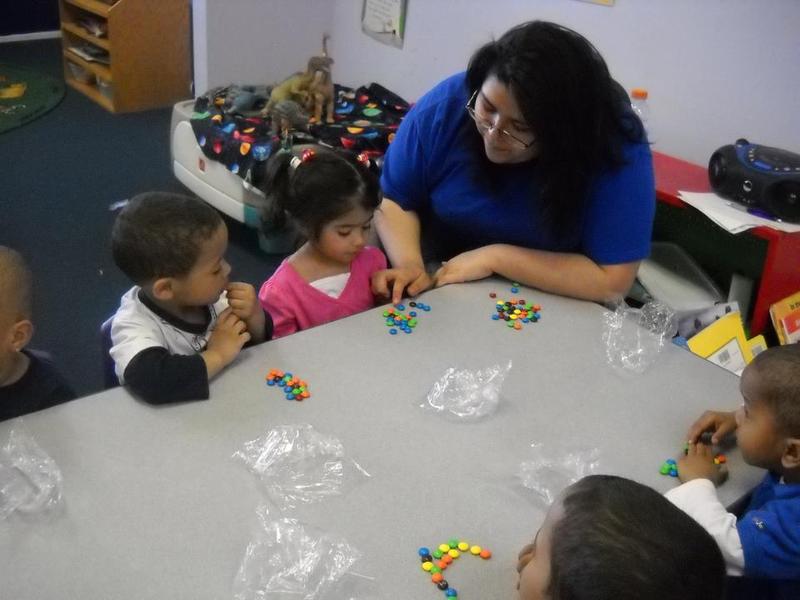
362 0 407 49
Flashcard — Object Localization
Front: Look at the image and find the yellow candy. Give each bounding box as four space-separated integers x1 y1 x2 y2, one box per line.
458 542 469 552
514 309 521 315
470 545 481 555
422 562 433 572
347 127 364 134
438 544 450 553
448 549 460 559
510 315 518 320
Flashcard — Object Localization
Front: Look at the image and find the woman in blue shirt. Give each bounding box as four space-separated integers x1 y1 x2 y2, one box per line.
372 21 655 303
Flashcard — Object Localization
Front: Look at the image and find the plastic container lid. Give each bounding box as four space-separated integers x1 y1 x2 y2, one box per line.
631 88 649 100
636 242 723 318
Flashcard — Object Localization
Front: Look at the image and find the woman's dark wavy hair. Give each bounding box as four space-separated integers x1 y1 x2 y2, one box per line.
548 475 725 600
465 21 644 241
261 146 381 242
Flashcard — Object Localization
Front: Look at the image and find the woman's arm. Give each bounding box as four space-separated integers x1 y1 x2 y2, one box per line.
435 243 639 302
372 197 435 303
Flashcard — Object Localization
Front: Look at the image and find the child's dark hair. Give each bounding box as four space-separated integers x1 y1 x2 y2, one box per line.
548 475 724 600
749 344 800 437
112 192 223 284
261 147 381 241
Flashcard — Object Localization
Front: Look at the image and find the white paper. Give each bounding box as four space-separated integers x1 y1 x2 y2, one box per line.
677 191 800 234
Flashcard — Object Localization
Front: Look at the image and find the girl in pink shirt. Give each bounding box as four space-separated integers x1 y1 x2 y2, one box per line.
258 147 387 338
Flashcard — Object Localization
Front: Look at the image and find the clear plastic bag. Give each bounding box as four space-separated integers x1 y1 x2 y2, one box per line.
602 300 676 374
422 360 512 421
233 511 362 600
519 443 600 508
233 424 370 511
0 420 63 519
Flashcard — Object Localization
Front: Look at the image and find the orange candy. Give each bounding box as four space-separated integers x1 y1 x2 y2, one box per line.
431 573 443 583
480 549 492 559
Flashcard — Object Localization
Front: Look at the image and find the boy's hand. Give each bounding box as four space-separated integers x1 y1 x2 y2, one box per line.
227 282 266 343
686 410 738 444
516 542 535 591
677 442 728 486
203 308 250 378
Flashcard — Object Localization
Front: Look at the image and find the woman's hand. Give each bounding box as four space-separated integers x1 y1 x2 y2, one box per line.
371 265 434 304
434 247 496 287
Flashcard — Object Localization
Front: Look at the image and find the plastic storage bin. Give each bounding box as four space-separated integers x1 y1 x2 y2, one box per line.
634 242 723 319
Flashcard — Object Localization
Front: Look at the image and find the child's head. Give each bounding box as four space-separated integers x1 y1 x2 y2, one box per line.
517 475 724 600
112 192 230 307
0 246 34 383
262 146 381 264
736 344 800 472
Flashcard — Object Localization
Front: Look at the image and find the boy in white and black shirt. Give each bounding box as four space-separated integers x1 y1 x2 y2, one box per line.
109 192 272 403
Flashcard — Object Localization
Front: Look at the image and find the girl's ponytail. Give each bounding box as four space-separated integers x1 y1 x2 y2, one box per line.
261 151 294 234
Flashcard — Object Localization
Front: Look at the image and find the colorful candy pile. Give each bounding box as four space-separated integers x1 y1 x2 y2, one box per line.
489 293 542 331
659 452 727 477
418 539 491 598
383 301 431 335
265 369 310 401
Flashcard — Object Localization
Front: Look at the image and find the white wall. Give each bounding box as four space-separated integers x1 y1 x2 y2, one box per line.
199 0 800 165
196 0 335 91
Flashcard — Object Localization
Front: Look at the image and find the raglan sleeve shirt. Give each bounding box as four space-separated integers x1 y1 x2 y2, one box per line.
666 474 800 580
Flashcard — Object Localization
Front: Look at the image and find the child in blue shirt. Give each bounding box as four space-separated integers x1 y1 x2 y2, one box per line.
669 344 800 592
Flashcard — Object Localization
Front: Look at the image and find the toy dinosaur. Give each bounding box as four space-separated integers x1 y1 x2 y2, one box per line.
262 71 313 118
305 34 335 124
269 100 309 136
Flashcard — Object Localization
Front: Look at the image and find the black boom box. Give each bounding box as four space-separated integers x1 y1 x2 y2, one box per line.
708 139 800 223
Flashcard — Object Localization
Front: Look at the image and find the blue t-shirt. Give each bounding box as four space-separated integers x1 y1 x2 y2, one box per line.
380 72 655 264
737 471 800 580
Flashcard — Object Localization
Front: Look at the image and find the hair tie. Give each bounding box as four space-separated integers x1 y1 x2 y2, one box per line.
356 152 371 168
301 148 316 162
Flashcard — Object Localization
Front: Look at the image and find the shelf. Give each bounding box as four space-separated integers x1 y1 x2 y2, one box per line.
59 0 190 113
63 50 112 81
61 22 111 51
63 0 111 18
65 77 114 112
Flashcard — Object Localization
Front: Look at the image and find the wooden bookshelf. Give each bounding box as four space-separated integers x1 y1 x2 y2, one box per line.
59 0 192 113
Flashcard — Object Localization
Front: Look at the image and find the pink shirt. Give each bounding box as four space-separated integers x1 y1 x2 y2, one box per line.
258 246 387 338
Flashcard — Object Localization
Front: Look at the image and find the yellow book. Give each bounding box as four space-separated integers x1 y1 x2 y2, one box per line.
770 290 800 345
688 311 753 375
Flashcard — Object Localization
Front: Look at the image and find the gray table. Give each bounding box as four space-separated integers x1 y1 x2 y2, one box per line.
0 279 761 599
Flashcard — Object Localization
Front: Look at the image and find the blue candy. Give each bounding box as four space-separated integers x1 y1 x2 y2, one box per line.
395 304 405 310
389 328 398 335
267 379 276 386
418 547 430 557
492 314 500 320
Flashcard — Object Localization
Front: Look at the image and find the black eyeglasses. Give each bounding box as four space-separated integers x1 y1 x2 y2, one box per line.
465 90 536 149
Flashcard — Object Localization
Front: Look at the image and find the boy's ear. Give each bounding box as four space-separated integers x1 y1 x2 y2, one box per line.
11 319 34 351
781 438 800 470
151 277 175 301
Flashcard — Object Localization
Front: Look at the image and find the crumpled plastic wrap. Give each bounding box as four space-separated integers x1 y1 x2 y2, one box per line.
233 424 370 510
0 421 63 519
233 511 362 600
519 443 600 508
602 300 676 374
422 360 512 421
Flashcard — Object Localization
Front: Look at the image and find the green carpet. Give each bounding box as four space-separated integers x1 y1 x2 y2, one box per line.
0 63 65 134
